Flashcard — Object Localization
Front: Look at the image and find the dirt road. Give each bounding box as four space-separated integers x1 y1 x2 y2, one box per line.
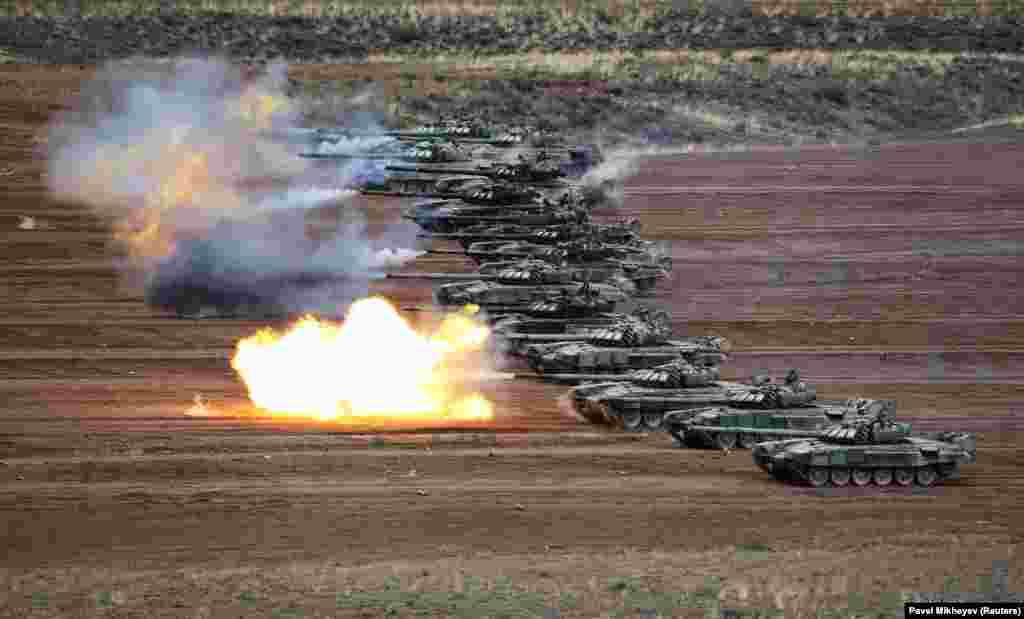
0 66 1021 618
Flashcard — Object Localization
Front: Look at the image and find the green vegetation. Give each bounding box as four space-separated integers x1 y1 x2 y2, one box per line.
4 0 1023 18
342 48 977 86
336 574 554 618
329 573 913 618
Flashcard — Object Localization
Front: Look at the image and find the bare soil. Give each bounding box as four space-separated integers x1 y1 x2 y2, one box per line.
0 65 1022 618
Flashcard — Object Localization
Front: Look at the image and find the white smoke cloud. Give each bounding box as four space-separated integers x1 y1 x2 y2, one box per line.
45 57 422 317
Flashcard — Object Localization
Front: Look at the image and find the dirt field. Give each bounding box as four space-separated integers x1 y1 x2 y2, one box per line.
0 65 1022 618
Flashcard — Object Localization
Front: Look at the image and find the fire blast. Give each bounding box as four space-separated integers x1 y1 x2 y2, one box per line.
230 298 493 426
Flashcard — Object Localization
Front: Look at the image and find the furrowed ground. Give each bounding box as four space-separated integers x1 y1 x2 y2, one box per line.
0 8 1023 618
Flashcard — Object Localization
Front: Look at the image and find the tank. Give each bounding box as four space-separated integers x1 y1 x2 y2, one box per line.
359 175 497 197
434 279 631 310
386 260 580 286
460 239 671 270
424 219 642 249
359 175 546 200
751 405 977 487
566 369 816 432
404 281 631 319
302 139 474 163
477 258 667 295
525 338 729 374
386 154 570 184
518 310 728 372
664 394 891 450
402 199 588 233
386 259 649 295
490 308 672 354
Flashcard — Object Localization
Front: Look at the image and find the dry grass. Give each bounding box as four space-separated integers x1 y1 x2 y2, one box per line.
6 541 1015 618
4 0 1022 18
299 48 974 88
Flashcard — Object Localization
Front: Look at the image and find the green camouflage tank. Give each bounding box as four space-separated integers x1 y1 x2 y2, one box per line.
751 405 976 487
665 396 891 450
567 369 814 432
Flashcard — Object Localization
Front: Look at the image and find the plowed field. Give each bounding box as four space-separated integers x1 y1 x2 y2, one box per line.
0 66 1021 618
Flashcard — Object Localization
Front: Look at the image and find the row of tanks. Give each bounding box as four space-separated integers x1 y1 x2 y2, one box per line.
305 119 979 488
364 120 978 487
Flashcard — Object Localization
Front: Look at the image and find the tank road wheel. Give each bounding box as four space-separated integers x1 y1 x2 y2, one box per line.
714 432 738 450
642 413 663 431
851 468 872 487
872 468 893 486
622 412 643 431
737 433 758 449
807 467 829 487
915 466 939 487
893 469 914 486
830 468 851 487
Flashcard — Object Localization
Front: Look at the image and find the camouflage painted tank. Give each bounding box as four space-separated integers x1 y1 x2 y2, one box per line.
460 239 671 271
664 391 886 450
387 260 583 287
751 405 976 487
520 312 729 373
387 259 644 296
433 280 631 313
490 308 672 354
566 369 815 432
424 219 642 249
558 237 672 270
525 338 729 374
386 155 569 185
564 359 727 431
302 139 475 163
403 200 586 233
360 175 536 199
475 258 667 295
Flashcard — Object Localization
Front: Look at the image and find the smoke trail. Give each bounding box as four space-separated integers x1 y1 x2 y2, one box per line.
46 57 421 318
576 147 641 210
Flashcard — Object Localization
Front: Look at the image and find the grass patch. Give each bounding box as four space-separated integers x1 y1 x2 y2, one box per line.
346 48 978 85
5 0 1024 18
336 574 555 618
331 573 913 618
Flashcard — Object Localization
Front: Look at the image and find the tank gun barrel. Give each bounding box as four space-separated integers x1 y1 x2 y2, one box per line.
510 372 633 383
388 164 489 176
683 425 824 439
385 272 496 281
423 249 469 256
400 304 551 315
298 152 395 160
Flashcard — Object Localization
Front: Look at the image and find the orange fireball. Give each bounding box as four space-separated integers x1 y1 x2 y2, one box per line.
230 298 494 425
